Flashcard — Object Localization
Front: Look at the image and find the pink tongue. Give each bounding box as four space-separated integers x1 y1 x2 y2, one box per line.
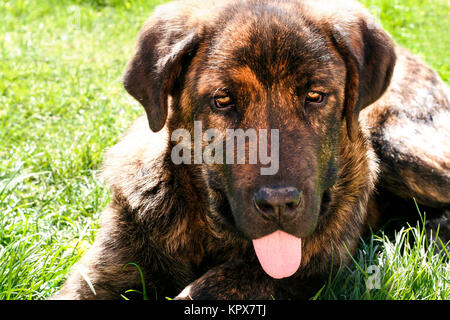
252 230 302 279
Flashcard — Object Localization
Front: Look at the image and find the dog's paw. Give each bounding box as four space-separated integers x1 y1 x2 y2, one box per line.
174 285 194 300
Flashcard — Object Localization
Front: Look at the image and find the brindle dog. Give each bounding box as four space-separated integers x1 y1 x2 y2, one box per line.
52 0 449 300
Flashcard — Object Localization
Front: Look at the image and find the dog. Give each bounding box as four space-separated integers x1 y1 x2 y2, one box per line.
52 0 449 300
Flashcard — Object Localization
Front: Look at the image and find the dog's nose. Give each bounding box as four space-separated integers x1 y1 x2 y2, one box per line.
254 187 304 222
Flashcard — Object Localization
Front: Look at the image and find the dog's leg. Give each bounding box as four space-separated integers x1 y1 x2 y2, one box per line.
174 261 326 300
49 206 144 300
49 247 139 300
174 261 278 300
173 260 324 300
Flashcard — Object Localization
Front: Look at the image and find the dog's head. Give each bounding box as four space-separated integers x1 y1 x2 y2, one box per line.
123 0 396 278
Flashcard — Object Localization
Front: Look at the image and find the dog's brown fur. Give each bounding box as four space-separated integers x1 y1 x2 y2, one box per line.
361 47 450 208
52 0 449 300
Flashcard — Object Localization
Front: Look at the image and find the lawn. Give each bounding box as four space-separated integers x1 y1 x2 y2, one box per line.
0 0 448 300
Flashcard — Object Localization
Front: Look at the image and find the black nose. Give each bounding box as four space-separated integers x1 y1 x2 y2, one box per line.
254 187 304 222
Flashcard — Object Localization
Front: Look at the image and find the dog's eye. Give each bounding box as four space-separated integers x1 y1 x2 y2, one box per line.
213 95 234 110
305 91 325 104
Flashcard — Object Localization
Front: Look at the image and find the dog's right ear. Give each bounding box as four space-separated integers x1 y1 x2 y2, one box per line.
331 18 396 142
123 6 202 132
302 0 396 142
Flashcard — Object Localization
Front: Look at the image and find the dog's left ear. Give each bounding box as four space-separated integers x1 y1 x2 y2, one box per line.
331 18 396 141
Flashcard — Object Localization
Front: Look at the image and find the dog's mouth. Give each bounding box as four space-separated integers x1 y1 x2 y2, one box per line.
210 183 332 279
252 189 332 279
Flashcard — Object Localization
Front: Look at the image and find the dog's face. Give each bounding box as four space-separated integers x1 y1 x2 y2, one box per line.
123 0 395 276
188 11 348 240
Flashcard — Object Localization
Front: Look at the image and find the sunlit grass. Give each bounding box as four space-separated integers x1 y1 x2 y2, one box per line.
315 210 449 300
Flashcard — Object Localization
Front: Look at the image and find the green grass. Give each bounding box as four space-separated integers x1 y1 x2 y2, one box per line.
314 211 449 300
0 0 448 300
